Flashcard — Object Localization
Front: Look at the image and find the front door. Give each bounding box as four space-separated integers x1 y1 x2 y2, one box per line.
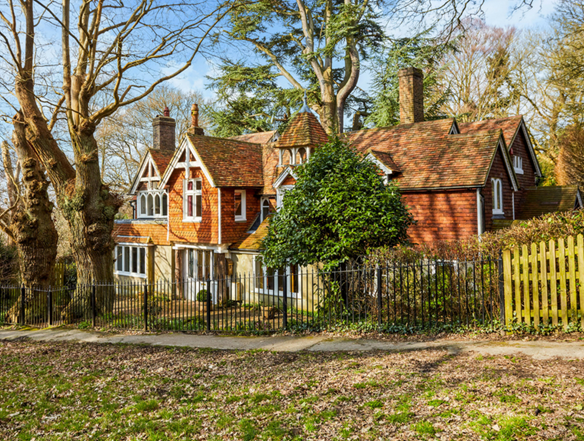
184 249 216 302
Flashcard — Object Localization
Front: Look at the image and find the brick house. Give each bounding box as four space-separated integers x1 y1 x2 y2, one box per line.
113 69 581 303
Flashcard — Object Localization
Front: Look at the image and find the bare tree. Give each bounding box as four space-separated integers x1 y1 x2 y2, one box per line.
0 0 233 319
439 20 521 122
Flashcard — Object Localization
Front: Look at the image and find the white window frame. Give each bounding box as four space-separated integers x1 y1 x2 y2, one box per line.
114 245 147 278
254 256 300 298
261 198 271 222
184 248 214 281
234 190 247 221
492 178 504 215
183 178 202 222
276 185 294 209
137 190 168 219
513 155 524 174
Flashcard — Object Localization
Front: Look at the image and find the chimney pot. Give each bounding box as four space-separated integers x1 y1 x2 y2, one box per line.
190 103 204 136
398 67 424 124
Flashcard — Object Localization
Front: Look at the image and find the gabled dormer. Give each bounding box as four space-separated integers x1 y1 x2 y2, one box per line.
128 107 176 220
274 98 328 167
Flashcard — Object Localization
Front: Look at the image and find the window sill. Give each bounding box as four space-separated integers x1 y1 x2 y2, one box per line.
492 212 505 220
514 168 524 175
255 289 299 299
182 218 202 223
235 218 247 222
115 271 147 279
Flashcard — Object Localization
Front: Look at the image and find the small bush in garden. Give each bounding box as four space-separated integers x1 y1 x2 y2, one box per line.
197 290 208 302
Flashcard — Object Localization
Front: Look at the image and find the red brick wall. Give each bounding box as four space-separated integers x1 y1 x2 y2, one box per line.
483 146 515 231
221 188 262 244
510 129 537 211
403 189 478 244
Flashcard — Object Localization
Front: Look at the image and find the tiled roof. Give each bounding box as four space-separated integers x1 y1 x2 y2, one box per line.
276 111 329 148
187 134 264 187
518 186 581 219
459 116 522 147
346 119 503 189
230 218 270 250
230 131 277 144
367 149 400 173
148 148 174 177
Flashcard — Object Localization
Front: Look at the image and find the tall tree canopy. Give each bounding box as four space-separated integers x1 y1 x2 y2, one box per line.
220 0 486 134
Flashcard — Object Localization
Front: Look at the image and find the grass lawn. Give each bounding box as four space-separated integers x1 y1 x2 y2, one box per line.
0 340 583 440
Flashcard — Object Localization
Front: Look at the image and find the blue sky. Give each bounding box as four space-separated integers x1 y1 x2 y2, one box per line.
165 0 559 104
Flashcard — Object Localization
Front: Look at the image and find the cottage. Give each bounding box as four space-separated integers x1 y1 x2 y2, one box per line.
113 68 581 304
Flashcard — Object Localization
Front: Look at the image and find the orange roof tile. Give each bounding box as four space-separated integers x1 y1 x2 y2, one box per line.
275 111 328 148
188 134 264 187
346 119 505 189
367 149 400 173
230 131 277 144
458 116 522 147
230 218 270 250
148 148 174 177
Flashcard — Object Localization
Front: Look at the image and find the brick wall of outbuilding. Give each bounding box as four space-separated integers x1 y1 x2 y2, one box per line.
403 189 478 244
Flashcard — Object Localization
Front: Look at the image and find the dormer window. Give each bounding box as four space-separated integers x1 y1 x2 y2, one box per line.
184 179 202 222
137 190 168 219
492 178 504 215
513 155 523 174
262 198 271 221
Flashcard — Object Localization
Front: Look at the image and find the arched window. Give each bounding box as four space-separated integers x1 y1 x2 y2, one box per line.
140 194 146 216
154 194 161 215
162 193 168 216
296 148 306 164
147 194 154 216
283 149 292 165
492 178 503 215
262 199 270 221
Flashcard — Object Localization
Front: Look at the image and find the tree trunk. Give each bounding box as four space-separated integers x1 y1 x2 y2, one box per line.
319 78 339 135
5 113 58 323
14 76 120 322
59 120 121 322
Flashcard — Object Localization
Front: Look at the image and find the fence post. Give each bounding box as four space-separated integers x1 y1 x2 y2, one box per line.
377 265 382 326
20 285 25 325
143 283 148 332
91 283 97 327
206 279 211 332
498 250 505 325
283 269 288 329
47 287 53 327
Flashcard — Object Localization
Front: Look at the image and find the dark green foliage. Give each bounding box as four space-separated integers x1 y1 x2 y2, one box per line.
206 61 302 137
262 138 413 270
196 290 208 302
366 35 454 128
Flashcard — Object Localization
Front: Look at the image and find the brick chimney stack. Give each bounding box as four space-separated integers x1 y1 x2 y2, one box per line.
152 106 176 150
398 67 424 124
190 103 205 136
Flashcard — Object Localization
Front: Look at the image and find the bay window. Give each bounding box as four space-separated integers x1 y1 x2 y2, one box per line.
115 245 147 277
137 190 168 219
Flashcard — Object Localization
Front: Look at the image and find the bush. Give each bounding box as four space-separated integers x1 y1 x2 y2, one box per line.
197 290 208 302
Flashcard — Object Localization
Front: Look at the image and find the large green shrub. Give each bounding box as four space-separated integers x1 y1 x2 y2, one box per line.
262 138 414 271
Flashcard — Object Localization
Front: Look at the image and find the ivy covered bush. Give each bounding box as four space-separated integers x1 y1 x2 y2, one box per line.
262 138 414 271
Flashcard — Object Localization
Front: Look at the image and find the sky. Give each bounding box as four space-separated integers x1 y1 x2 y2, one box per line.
165 0 561 104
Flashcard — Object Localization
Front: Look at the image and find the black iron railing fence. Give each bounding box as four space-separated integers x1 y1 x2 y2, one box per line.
0 257 504 332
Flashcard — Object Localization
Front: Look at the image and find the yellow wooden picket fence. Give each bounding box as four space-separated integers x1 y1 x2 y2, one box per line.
503 235 584 329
